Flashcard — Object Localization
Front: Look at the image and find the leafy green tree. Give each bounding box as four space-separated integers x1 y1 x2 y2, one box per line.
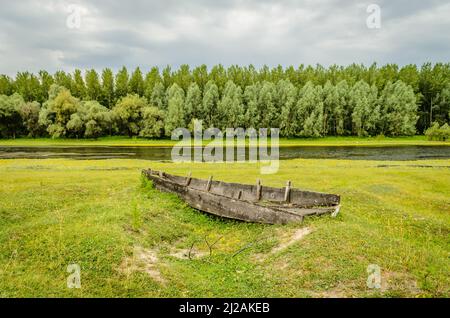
192 65 208 90
173 64 192 91
334 80 351 135
164 83 185 136
0 63 444 138
208 65 227 94
418 62 450 131
378 80 418 136
184 82 202 124
139 106 165 138
350 80 379 136
38 85 81 138
115 66 129 100
66 112 84 138
85 69 101 101
434 82 450 125
150 82 167 110
201 80 219 128
0 75 14 96
129 67 144 96
144 67 162 101
277 80 297 137
217 80 244 130
14 72 41 102
243 83 261 129
72 69 86 99
322 81 338 135
258 81 278 128
398 64 420 93
296 82 324 137
38 71 54 103
425 122 450 141
112 94 148 137
101 68 115 108
54 71 73 90
18 101 42 137
377 64 399 90
74 101 112 138
162 65 173 88
84 105 112 138
0 93 25 138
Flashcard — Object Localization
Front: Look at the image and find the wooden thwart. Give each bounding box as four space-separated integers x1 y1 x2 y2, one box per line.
284 180 291 203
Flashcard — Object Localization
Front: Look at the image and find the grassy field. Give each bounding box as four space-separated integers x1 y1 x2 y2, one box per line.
0 158 449 297
0 135 448 147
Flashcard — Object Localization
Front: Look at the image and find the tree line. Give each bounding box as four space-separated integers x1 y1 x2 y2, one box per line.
0 63 449 139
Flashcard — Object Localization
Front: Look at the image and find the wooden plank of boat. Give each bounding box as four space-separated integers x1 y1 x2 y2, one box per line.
142 169 341 225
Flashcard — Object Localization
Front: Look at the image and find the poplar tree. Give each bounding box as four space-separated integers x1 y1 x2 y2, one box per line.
85 69 101 101
150 82 166 110
378 80 417 136
434 82 450 124
184 82 202 124
278 80 298 137
243 83 260 129
38 71 54 103
322 80 338 135
0 63 446 139
217 80 244 130
144 67 162 101
129 67 144 96
54 71 73 91
101 68 115 108
201 80 219 128
72 69 86 99
258 81 278 128
0 75 13 96
164 83 186 136
173 64 192 91
334 80 350 135
14 72 40 102
296 82 324 137
350 80 380 136
115 66 129 100
192 65 208 90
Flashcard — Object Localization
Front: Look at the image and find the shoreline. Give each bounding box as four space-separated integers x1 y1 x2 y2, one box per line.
0 136 448 147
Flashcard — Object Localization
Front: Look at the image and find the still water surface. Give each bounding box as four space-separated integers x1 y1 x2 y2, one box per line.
0 145 449 161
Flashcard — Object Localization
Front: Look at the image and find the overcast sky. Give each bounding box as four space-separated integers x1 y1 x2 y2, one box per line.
0 0 449 75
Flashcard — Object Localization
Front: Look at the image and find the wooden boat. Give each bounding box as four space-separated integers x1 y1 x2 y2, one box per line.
142 169 340 224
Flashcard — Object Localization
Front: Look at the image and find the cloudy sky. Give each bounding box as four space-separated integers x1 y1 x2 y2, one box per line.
0 0 449 75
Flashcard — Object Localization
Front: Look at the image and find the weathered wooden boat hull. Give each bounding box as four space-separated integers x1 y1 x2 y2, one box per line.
142 169 340 225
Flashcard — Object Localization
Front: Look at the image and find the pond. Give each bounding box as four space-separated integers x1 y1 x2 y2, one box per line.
0 145 449 161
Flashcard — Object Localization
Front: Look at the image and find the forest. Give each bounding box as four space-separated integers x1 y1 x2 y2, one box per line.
0 63 449 139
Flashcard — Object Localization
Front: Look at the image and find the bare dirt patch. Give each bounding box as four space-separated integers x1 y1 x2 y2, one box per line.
381 271 421 295
271 227 312 254
252 227 312 262
118 246 166 285
316 288 348 298
169 248 209 260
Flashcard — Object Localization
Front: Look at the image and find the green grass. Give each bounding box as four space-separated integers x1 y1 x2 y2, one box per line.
0 135 448 147
0 158 449 297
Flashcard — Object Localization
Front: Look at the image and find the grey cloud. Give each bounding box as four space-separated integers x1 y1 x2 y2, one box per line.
0 0 449 76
